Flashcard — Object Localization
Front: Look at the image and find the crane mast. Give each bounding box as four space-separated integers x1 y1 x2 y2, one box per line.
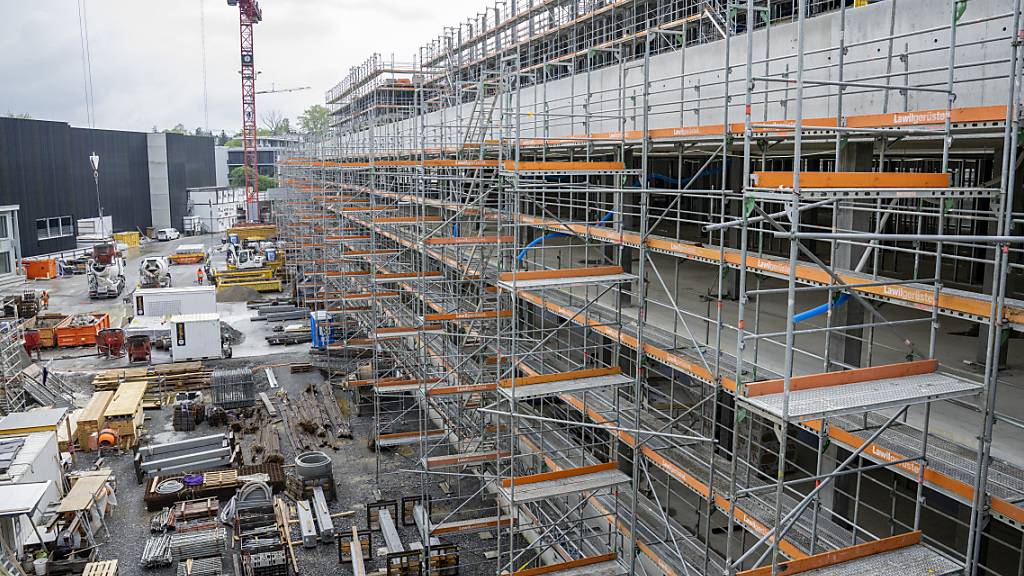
230 0 262 222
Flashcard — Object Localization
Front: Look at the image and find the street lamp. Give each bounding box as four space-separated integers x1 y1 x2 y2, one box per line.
89 151 102 220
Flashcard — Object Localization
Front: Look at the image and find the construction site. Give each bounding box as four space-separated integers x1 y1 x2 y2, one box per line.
0 1 1022 576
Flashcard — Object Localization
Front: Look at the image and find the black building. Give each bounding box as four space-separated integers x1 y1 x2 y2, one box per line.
0 118 215 257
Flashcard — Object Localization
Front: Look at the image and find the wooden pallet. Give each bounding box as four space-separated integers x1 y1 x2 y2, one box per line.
82 559 118 576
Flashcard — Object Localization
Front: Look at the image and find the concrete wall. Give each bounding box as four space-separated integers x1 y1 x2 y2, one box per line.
148 133 217 232
340 0 1013 151
147 133 171 230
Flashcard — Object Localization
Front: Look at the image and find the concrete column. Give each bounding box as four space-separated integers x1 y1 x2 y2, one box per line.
828 141 873 369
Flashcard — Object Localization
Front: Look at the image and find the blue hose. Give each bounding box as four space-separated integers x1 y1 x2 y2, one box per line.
793 293 850 324
516 211 613 263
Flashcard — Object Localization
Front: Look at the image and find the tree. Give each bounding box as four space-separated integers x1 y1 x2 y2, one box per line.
229 165 276 191
260 110 289 134
163 123 188 135
217 130 229 146
5 111 32 119
298 104 329 136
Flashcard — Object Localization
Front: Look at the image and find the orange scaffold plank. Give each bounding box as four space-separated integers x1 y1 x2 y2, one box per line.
374 216 445 223
513 554 618 576
498 366 622 388
424 310 512 322
752 171 951 189
424 235 514 246
743 359 938 397
498 265 624 282
502 160 626 171
502 461 618 488
735 531 921 576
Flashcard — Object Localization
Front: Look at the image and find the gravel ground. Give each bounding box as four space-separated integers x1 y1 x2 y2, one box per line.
72 360 497 576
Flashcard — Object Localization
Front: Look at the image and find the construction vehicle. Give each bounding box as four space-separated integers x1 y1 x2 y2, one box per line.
139 256 171 288
88 257 126 299
226 243 265 270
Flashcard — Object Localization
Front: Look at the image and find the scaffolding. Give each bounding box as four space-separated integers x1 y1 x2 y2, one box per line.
277 1 1024 575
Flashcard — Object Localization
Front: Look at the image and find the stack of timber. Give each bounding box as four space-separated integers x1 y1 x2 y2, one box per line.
104 380 147 448
77 390 114 450
92 362 210 392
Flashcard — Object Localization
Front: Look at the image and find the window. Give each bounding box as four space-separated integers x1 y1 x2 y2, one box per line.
36 216 74 240
0 252 9 275
0 216 8 240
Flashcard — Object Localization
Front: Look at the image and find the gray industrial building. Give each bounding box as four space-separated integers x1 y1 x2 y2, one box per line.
0 118 216 258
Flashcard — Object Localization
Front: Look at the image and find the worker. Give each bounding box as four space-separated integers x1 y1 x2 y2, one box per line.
196 267 205 286
40 290 49 310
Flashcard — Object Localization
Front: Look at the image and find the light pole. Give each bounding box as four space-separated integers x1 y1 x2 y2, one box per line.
89 151 102 220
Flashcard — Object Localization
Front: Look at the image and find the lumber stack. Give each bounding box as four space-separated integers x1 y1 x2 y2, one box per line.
92 362 211 392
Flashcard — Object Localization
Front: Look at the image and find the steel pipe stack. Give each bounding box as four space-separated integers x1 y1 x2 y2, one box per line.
169 527 225 561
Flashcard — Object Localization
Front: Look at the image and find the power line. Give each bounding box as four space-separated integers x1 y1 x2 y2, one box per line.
76 0 94 127
199 0 210 132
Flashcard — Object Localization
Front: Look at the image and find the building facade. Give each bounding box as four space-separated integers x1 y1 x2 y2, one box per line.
0 118 215 257
225 134 300 178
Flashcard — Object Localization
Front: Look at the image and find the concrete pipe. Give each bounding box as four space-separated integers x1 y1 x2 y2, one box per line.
294 451 332 480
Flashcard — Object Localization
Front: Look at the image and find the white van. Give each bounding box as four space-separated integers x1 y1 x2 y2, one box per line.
156 228 181 241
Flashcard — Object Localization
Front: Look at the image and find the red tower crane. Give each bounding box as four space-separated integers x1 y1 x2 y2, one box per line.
228 0 262 222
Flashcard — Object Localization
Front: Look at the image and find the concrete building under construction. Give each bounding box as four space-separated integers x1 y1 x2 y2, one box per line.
276 1 1024 575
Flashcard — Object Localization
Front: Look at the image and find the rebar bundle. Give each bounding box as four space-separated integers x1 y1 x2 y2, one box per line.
210 368 256 409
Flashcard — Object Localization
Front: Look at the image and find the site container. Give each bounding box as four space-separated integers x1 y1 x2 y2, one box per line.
134 286 216 317
170 313 222 361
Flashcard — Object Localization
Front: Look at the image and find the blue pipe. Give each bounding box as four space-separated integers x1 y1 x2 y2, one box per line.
793 293 850 324
516 211 613 263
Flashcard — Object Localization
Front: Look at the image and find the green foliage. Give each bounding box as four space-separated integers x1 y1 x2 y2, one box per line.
298 104 329 135
229 166 276 190
163 123 188 135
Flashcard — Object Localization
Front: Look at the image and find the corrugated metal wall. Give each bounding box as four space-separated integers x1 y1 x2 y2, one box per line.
166 133 217 233
0 118 215 257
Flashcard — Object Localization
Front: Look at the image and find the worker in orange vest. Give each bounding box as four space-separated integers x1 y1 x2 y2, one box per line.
196 267 205 285
40 290 49 310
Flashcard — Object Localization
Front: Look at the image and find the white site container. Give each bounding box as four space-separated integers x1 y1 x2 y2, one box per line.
134 286 217 317
170 313 222 361
77 216 112 236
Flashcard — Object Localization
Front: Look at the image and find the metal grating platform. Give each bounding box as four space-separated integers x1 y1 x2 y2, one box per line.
498 468 631 503
795 544 961 576
830 413 1024 504
740 373 982 421
498 372 633 399
498 272 636 291
532 560 627 576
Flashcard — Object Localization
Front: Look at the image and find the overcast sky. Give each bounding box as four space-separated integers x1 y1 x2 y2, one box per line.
0 0 482 135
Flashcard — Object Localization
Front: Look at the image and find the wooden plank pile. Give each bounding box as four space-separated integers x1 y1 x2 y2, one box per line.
279 379 351 452
92 362 210 392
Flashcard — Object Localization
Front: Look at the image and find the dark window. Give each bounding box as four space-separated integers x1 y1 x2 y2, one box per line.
36 216 74 240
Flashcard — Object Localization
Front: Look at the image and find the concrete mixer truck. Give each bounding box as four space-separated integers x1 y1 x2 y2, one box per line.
88 256 126 299
139 256 171 288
